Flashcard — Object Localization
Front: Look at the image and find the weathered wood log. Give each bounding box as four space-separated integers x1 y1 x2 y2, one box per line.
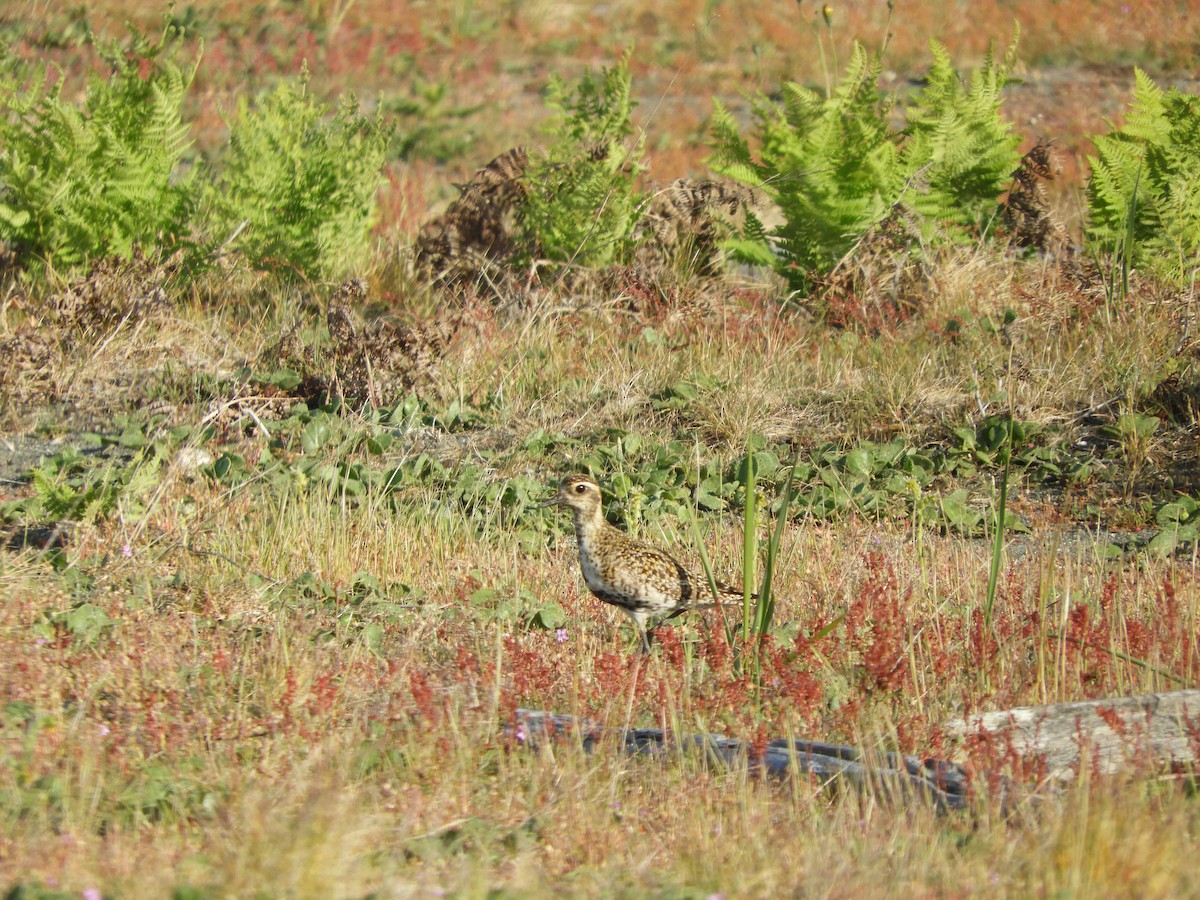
513 690 1200 811
946 689 1200 782
513 709 970 811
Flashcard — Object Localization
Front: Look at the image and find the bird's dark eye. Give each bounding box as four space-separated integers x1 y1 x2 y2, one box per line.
574 483 587 493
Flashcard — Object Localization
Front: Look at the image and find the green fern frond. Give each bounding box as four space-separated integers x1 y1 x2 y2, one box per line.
721 209 776 266
709 32 1023 292
204 75 392 281
709 41 899 289
1087 67 1200 284
1123 68 1169 143
900 33 1020 237
0 22 198 274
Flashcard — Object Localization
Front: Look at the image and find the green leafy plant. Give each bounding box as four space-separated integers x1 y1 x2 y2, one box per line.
786 439 938 522
576 433 737 526
204 68 393 282
3 444 163 527
469 583 565 631
709 33 1021 291
34 602 114 647
520 52 647 268
1087 69 1200 286
945 415 1092 487
947 415 1029 472
1150 495 1200 556
0 24 197 274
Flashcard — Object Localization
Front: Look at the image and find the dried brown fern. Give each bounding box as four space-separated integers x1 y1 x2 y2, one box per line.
414 147 529 287
415 147 754 293
634 178 753 278
1001 140 1070 255
1000 141 1107 299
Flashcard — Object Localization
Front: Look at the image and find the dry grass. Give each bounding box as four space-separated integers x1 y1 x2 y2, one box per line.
3 2 1200 897
3 276 1200 893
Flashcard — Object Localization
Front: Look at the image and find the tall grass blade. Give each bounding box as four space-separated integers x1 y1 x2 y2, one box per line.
1120 158 1142 305
755 446 801 636
983 420 1011 635
741 451 757 639
687 486 737 648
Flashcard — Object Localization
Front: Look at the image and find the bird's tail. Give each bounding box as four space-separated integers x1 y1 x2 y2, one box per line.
686 582 757 612
710 581 757 602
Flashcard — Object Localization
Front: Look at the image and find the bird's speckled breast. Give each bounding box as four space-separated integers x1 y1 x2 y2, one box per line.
577 543 606 593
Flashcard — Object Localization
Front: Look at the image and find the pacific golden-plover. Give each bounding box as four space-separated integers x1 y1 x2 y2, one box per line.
542 474 746 651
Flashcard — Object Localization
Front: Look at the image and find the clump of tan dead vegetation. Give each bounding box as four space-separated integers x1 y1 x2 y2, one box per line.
264 278 474 409
0 257 475 427
414 147 532 287
414 145 754 311
0 248 178 413
810 141 1110 335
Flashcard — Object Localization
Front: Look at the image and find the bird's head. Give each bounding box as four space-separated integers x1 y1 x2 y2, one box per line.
541 474 604 515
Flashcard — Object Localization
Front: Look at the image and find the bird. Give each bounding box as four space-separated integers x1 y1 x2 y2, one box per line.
541 474 748 652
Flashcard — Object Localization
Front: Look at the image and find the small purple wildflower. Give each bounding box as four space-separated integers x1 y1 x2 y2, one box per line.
121 544 133 558
83 889 102 900
555 627 568 643
516 725 527 743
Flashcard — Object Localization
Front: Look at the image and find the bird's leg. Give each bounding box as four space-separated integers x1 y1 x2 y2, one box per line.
646 608 689 640
644 610 688 650
640 626 653 654
658 607 689 624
